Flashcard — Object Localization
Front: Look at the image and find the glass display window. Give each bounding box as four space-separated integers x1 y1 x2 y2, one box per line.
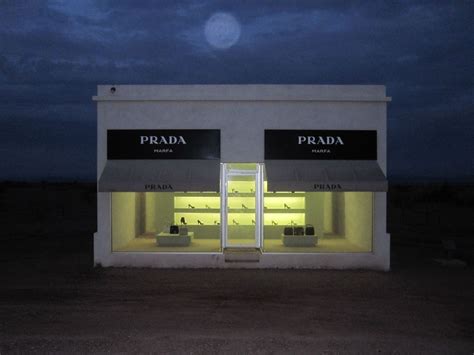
111 167 374 254
111 191 221 252
262 188 374 253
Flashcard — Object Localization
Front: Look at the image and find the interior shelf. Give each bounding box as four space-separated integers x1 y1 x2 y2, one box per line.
264 209 305 213
228 193 305 197
174 191 306 227
228 225 256 227
228 209 255 213
174 192 305 197
174 192 220 197
179 224 221 226
227 193 255 197
175 208 220 213
175 208 305 214
167 223 307 227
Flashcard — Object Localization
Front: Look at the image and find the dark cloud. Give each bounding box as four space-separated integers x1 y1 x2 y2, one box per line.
0 0 473 180
0 118 95 181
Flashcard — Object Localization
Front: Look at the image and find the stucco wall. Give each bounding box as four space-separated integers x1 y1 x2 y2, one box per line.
95 85 389 176
94 85 390 269
97 100 387 169
343 192 373 251
323 192 335 234
111 192 139 249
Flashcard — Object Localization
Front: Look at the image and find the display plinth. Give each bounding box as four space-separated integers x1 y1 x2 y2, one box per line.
282 234 318 247
156 232 194 246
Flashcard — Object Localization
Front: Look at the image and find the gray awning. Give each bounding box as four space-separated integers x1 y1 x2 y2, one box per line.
98 160 220 192
265 160 387 192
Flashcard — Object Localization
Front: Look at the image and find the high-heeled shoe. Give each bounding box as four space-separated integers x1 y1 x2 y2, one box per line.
197 220 204 225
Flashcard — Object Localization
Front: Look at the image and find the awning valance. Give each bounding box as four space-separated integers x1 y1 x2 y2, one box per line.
265 160 387 192
98 160 220 192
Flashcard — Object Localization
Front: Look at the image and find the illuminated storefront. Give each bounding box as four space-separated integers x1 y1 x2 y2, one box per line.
93 85 390 269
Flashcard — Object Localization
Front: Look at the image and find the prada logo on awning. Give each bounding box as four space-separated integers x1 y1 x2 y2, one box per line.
145 184 174 191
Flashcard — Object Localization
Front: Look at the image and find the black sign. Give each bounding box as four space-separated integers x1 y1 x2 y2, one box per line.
265 130 377 160
107 129 220 160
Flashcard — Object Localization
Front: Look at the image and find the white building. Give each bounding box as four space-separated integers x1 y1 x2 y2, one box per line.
93 85 391 270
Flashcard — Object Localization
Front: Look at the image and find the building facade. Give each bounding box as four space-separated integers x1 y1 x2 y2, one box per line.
94 85 390 269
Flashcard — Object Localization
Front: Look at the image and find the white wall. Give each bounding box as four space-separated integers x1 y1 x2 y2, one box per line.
144 192 174 233
144 193 156 232
97 100 387 165
305 193 324 237
95 85 389 173
343 192 373 251
94 85 390 269
111 192 140 249
155 193 174 232
323 192 334 234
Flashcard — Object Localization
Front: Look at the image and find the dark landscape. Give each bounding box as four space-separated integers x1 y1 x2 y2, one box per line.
0 182 473 353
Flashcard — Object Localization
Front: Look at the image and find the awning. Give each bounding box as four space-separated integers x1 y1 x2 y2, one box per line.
98 160 220 192
265 160 387 192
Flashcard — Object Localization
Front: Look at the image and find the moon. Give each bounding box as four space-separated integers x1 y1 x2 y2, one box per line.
204 12 241 49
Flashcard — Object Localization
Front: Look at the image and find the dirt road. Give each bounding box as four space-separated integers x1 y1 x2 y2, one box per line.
0 183 473 353
0 246 473 354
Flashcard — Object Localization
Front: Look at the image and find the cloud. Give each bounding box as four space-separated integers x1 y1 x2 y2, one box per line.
0 0 472 180
47 0 110 21
0 118 96 180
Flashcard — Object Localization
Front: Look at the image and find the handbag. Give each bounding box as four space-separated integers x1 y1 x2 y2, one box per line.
294 226 304 236
305 224 315 236
169 225 179 234
283 226 294 236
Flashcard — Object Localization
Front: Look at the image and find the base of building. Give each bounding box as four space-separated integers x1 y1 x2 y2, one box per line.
224 247 261 262
94 232 390 271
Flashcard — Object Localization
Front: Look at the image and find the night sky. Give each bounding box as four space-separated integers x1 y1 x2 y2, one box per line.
1 1 472 181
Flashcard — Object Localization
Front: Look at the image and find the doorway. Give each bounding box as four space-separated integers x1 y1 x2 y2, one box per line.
221 163 263 249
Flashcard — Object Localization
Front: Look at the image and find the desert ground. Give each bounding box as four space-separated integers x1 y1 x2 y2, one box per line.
0 182 473 354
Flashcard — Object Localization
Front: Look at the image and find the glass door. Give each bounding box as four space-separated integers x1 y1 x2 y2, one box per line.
221 164 263 249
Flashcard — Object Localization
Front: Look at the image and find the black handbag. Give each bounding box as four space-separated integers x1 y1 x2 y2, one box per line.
169 225 179 234
294 226 304 236
305 224 315 236
283 226 294 235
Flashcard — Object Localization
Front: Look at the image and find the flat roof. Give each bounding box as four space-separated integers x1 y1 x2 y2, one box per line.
93 84 391 102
